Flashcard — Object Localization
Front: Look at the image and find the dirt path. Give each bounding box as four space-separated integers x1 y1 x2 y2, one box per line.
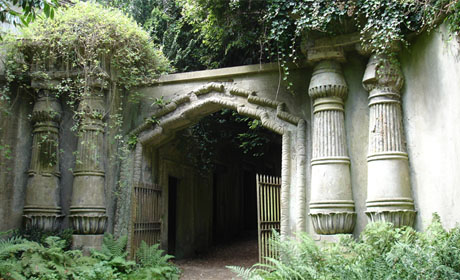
174 238 258 280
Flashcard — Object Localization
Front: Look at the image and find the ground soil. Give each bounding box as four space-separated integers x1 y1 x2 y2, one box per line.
174 237 258 280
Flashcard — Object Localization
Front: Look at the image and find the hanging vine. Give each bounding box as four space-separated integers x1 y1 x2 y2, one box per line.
264 0 459 88
1 0 170 139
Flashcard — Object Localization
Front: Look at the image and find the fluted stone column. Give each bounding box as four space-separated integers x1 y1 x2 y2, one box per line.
70 91 107 249
308 60 356 235
23 90 63 231
362 55 416 227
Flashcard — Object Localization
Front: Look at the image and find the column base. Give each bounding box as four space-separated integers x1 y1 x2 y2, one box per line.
366 209 416 228
72 234 104 255
310 212 356 235
23 214 63 232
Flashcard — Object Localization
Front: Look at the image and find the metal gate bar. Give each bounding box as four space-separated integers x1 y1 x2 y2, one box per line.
256 174 281 265
132 182 162 256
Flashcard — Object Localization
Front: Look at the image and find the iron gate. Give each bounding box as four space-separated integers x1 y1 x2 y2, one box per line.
256 174 281 264
132 182 162 256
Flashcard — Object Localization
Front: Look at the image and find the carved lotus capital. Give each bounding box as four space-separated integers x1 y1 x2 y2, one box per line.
32 91 62 123
70 214 107 234
366 210 416 228
308 60 348 100
363 54 404 93
23 214 63 232
77 94 105 120
310 211 356 235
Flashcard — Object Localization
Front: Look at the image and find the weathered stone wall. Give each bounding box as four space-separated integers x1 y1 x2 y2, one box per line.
401 24 460 231
0 85 122 236
2 23 460 244
0 88 33 232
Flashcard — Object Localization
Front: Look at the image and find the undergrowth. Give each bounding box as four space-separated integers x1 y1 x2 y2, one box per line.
0 232 179 280
230 214 460 280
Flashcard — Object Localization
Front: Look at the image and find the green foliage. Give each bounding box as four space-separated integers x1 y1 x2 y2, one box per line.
129 241 180 280
262 0 458 90
266 0 455 56
127 134 138 150
6 1 169 91
92 234 128 260
100 0 460 76
1 1 172 170
0 232 180 280
0 0 59 30
176 0 270 69
98 0 271 71
14 227 73 250
179 109 273 174
445 0 460 37
136 241 172 267
231 214 460 280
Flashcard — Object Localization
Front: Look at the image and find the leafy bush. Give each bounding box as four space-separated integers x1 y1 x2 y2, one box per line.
0 233 180 280
230 214 460 280
2 0 170 104
14 227 74 250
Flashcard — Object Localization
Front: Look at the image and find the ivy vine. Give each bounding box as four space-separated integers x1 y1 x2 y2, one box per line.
0 1 171 175
264 0 459 87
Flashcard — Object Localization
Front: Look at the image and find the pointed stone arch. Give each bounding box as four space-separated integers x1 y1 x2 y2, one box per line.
116 82 308 254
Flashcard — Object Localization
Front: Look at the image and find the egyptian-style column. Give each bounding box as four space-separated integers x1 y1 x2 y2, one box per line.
362 54 416 227
308 60 356 235
23 90 63 231
70 89 107 248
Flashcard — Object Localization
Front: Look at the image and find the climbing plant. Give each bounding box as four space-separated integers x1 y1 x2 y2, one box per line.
92 0 460 77
4 1 169 91
1 0 170 146
265 0 459 79
0 0 59 28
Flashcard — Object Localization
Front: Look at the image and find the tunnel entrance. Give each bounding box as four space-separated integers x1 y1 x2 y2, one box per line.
158 109 281 260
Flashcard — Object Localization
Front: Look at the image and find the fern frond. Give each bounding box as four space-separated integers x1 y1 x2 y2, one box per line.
135 241 173 267
96 233 128 259
227 265 266 280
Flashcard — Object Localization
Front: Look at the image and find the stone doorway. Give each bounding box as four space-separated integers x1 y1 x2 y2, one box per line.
157 109 282 260
120 82 307 258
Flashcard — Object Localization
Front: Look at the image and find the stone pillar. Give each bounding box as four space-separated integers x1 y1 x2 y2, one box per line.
23 90 63 231
362 54 416 227
70 91 107 250
308 60 356 235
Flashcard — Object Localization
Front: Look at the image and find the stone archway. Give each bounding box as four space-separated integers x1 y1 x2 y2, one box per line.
115 82 307 255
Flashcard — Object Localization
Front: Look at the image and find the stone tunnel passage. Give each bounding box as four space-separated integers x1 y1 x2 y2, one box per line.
158 109 281 275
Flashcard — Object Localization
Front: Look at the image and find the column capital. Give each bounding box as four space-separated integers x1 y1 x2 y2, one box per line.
308 60 348 100
31 91 62 124
362 54 404 94
77 94 105 120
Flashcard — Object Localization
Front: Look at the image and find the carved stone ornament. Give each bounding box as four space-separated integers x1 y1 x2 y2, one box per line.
69 92 107 234
23 90 63 231
362 54 416 227
308 60 356 234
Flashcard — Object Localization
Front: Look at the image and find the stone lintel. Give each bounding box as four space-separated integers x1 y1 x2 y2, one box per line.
155 62 308 85
306 47 346 64
302 33 361 63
